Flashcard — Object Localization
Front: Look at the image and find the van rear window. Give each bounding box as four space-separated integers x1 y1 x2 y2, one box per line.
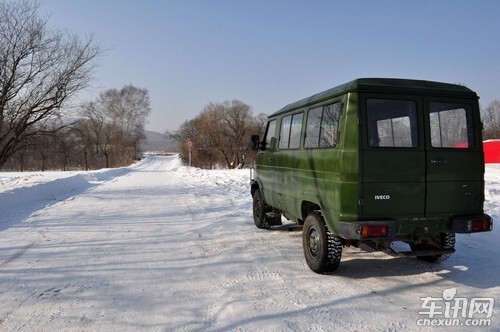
429 102 474 149
367 99 418 148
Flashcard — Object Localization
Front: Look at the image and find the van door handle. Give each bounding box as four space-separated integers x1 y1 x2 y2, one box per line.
267 157 272 162
431 159 447 165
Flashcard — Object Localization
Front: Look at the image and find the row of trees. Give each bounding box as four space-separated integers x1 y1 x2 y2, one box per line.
1 1 151 171
2 85 151 171
175 100 266 169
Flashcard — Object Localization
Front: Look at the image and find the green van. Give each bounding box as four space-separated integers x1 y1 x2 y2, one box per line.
250 78 493 274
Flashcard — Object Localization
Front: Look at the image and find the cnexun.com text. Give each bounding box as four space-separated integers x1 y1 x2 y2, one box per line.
417 318 491 327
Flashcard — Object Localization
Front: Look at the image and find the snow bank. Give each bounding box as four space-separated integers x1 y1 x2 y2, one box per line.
485 164 500 217
0 165 133 230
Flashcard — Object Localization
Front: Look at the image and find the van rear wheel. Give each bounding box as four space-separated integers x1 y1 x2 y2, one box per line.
302 211 342 273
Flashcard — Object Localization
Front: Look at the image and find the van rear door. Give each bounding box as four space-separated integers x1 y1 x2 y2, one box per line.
362 96 484 220
362 97 426 218
424 99 484 216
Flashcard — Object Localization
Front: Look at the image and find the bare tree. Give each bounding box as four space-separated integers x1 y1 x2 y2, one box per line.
97 85 151 159
0 0 102 168
175 119 196 163
218 100 254 168
71 118 96 170
175 100 259 169
194 101 245 169
483 100 500 139
77 85 151 168
197 105 226 168
78 101 108 168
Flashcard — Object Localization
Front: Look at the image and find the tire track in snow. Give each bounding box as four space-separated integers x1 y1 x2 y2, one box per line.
0 241 35 269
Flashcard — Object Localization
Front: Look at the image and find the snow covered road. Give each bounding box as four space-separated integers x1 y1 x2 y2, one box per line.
0 155 499 331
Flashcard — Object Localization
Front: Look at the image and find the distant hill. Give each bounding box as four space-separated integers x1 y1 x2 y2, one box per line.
141 130 181 153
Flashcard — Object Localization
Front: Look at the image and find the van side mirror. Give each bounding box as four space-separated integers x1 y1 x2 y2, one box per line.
251 135 261 151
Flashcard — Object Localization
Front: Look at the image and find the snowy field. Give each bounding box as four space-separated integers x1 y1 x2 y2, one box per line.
0 155 498 331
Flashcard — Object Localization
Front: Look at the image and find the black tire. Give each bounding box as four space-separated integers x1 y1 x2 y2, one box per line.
252 189 271 229
302 211 342 273
412 232 455 263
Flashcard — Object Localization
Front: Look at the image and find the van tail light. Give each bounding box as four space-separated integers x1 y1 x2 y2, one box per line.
360 224 389 238
339 221 394 241
452 215 493 233
469 218 493 232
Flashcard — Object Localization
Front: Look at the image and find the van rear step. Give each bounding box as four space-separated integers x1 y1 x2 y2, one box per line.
265 212 282 226
265 212 281 218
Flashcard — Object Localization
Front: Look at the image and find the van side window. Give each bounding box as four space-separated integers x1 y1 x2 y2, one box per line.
264 120 277 149
279 113 304 150
305 102 341 148
289 113 303 149
429 102 473 148
279 116 292 149
367 99 417 148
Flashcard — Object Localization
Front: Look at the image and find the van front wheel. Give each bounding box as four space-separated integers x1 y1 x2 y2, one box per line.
253 189 271 229
302 211 342 273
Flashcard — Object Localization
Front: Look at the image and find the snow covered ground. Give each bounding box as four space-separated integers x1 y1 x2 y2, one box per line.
0 155 498 331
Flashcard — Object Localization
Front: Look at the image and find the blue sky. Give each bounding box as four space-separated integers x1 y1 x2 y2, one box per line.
41 0 500 133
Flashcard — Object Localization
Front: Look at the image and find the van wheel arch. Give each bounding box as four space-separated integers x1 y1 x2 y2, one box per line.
250 180 260 197
301 201 321 225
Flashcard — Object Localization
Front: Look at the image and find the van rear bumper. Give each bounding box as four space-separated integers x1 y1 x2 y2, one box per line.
338 213 493 241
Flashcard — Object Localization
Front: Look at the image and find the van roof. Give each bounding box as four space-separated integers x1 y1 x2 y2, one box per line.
271 78 478 117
